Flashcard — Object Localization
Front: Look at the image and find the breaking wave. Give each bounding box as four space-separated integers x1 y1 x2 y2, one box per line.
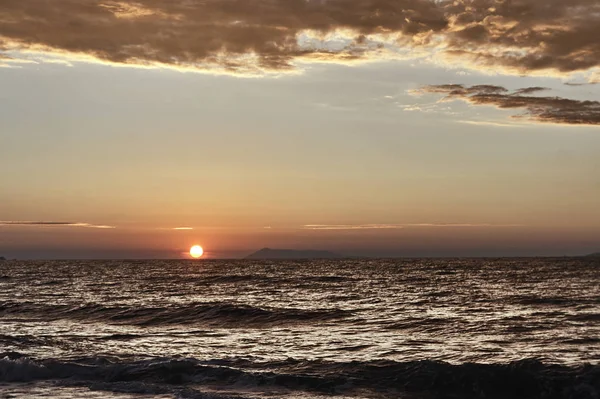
1 353 598 398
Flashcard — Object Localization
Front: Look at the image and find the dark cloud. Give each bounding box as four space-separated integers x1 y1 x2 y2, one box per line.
564 82 598 87
512 87 549 95
0 0 446 73
416 84 600 126
0 0 599 74
441 0 600 74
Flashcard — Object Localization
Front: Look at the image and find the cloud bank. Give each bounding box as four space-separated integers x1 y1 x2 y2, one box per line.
414 84 600 125
1 0 599 76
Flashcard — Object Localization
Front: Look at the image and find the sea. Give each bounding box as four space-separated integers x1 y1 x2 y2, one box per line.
0 258 598 399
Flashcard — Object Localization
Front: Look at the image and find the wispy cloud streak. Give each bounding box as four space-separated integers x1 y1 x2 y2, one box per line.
0 221 116 229
304 223 521 230
404 223 523 228
457 120 533 128
304 224 405 230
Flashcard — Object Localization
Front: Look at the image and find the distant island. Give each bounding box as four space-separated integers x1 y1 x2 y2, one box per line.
245 248 344 260
0 256 5 261
586 252 600 257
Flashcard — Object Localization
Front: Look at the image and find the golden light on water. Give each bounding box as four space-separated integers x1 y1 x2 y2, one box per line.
190 245 204 258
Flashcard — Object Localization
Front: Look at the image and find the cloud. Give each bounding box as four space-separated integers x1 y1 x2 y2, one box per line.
457 120 533 128
414 84 600 125
404 223 522 228
303 223 520 230
0 52 37 68
0 221 116 229
512 87 550 96
1 0 442 74
304 224 405 230
1 0 599 76
564 82 598 87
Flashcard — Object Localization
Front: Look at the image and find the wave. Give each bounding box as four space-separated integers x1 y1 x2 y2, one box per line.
200 274 266 284
568 313 600 322
198 274 356 285
562 337 600 345
0 301 351 327
1 353 598 398
513 295 600 307
383 316 467 331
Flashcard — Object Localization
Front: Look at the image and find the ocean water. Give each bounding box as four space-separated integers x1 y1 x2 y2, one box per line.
0 258 598 398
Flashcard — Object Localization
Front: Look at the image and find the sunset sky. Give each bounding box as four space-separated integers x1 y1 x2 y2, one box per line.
1 0 599 258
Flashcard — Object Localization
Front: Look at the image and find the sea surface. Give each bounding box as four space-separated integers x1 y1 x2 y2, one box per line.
0 258 599 398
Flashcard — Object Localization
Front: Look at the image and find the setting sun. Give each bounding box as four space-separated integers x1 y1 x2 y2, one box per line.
189 245 204 258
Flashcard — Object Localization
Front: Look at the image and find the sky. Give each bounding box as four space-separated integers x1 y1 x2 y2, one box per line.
1 0 599 259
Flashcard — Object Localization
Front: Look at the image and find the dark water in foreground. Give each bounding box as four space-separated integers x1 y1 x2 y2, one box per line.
0 258 598 398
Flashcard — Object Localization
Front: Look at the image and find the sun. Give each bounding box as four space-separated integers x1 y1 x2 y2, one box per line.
189 245 204 258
